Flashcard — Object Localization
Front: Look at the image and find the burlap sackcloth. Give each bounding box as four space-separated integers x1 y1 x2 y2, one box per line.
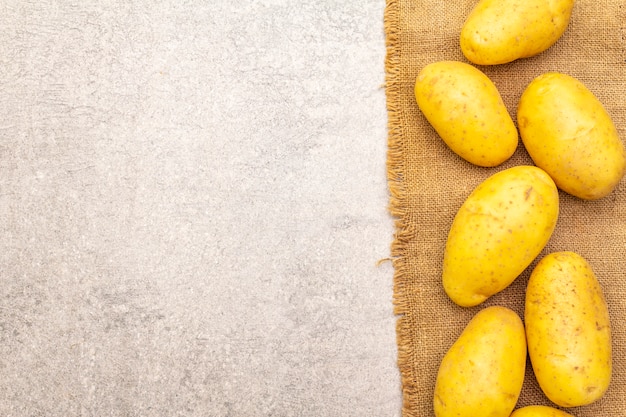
384 1 626 416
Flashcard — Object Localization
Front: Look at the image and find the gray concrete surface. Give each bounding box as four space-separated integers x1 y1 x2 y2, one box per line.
0 1 400 416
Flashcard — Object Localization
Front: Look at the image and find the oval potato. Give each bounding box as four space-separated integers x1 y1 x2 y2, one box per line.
434 306 526 417
443 166 559 307
510 405 575 417
525 251 612 407
518 72 626 200
414 61 518 167
460 0 575 65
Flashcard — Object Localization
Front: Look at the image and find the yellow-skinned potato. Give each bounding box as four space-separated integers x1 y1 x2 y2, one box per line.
460 0 575 65
414 61 518 167
518 72 626 200
525 252 612 407
434 306 526 417
510 405 575 417
443 166 559 307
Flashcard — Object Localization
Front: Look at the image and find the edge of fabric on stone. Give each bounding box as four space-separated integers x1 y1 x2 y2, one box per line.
384 1 418 416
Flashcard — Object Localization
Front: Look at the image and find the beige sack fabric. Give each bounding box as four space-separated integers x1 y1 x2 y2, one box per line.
384 1 626 416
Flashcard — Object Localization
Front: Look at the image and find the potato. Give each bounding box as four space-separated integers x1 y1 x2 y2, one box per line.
443 166 559 307
525 251 612 407
518 72 626 200
510 405 574 417
434 306 526 417
460 0 575 65
414 61 518 167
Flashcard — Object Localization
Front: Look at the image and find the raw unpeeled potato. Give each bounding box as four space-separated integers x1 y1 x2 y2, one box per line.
443 166 559 307
414 61 517 167
433 306 526 417
518 72 626 200
510 405 575 417
460 0 575 65
525 251 612 407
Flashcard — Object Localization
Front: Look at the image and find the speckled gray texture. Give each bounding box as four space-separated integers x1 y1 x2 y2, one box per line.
0 1 399 416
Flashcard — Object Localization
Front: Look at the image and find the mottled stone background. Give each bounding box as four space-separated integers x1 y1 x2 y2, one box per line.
0 1 399 416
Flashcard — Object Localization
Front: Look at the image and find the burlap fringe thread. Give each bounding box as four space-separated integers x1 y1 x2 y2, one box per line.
383 0 422 416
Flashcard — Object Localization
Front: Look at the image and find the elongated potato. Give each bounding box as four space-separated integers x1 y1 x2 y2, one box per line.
414 61 518 167
460 0 575 65
525 252 612 407
518 72 626 200
434 306 526 417
443 166 559 307
510 405 574 417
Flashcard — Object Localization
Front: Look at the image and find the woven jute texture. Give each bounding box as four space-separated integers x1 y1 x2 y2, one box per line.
384 1 626 416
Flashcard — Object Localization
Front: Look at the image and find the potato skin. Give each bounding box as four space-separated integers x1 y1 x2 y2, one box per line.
414 61 518 167
510 405 574 417
443 166 559 307
460 0 575 65
525 252 612 407
434 306 526 417
518 72 626 200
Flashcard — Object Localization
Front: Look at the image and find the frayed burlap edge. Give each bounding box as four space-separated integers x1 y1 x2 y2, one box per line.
383 1 419 416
